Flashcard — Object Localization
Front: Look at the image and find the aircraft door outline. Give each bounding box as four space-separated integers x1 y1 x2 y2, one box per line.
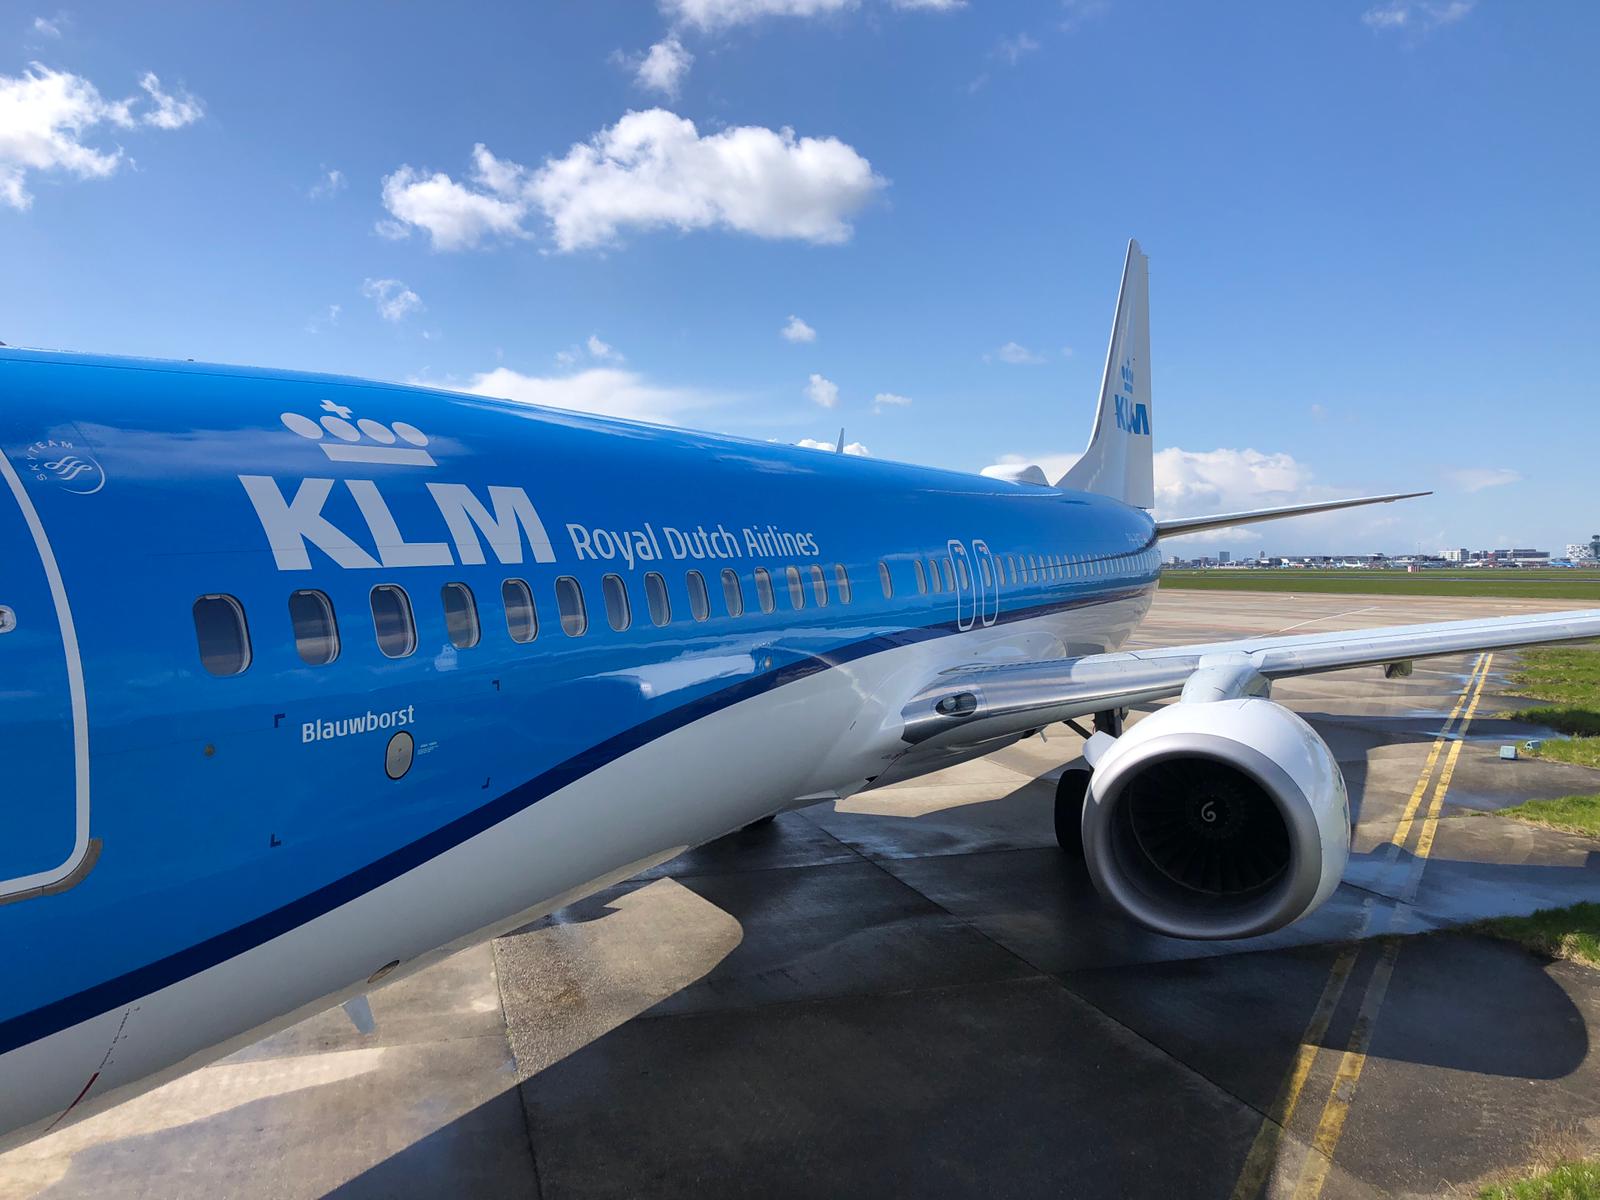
973 539 1000 627
947 539 975 632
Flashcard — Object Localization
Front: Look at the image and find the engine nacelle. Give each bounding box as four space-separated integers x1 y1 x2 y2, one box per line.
1081 698 1349 940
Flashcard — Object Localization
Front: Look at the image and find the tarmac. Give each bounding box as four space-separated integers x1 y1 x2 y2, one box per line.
7 590 1600 1200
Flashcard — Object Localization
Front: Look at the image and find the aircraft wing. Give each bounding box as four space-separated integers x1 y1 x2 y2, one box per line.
900 608 1600 748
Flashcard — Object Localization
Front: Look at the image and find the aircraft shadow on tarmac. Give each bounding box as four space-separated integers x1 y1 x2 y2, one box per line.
314 830 1598 1200
324 692 1600 1195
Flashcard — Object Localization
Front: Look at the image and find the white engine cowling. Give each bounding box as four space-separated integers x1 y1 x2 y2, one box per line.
1081 698 1350 940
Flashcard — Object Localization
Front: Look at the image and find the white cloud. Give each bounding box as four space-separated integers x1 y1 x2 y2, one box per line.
1362 0 1474 31
309 168 345 199
633 37 693 98
379 112 883 254
1446 467 1521 493
586 334 623 361
378 144 531 250
361 278 422 322
969 31 1041 92
305 303 341 334
31 15 63 37
0 63 204 209
781 314 816 343
533 109 884 251
660 0 855 30
995 33 1040 64
137 73 202 130
459 365 718 427
804 373 839 408
991 341 1045 365
872 391 911 413
796 436 869 456
660 0 960 27
1154 447 1313 516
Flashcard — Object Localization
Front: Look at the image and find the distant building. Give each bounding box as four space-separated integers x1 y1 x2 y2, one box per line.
1218 550 1230 563
1443 547 1467 563
1568 543 1596 563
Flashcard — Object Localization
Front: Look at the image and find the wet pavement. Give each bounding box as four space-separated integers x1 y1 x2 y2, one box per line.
6 590 1600 1199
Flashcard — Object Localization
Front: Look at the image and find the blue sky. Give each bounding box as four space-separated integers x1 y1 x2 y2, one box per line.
2 0 1595 554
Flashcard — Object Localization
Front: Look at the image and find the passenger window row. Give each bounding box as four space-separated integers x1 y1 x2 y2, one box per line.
192 561 860 676
193 548 1163 676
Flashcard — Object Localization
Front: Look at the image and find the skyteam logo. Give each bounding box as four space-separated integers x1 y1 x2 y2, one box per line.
280 400 436 467
25 439 106 495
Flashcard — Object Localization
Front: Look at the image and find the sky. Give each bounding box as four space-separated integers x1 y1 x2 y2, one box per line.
2 0 1596 555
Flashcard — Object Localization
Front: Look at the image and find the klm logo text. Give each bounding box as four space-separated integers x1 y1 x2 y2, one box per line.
239 476 557 571
1114 396 1150 436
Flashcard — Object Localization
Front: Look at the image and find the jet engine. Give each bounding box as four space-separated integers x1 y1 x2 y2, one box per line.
1078 698 1349 940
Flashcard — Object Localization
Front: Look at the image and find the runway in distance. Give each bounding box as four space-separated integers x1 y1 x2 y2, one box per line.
3 241 1597 1148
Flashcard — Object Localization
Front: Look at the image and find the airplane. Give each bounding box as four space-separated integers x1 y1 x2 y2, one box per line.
3 240 1597 1150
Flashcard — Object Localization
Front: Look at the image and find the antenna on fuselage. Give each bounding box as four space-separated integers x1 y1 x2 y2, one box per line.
835 427 845 454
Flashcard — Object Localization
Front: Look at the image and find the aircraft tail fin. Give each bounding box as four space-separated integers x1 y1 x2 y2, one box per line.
1056 239 1154 508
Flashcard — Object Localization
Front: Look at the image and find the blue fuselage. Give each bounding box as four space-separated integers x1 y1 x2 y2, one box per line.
0 350 1158 1138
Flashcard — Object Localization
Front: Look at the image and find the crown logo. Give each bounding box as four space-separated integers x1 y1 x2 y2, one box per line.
281 400 436 467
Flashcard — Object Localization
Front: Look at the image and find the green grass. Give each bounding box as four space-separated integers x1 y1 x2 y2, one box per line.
1528 740 1600 770
1474 902 1600 970
1159 568 1600 602
1504 648 1600 769
1497 794 1600 838
1480 1160 1600 1199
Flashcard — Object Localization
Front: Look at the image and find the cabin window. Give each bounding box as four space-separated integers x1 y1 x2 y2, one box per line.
979 557 992 589
644 572 671 626
555 576 588 636
1028 554 1039 581
603 574 632 632
502 579 538 643
955 556 970 591
786 565 806 609
835 564 852 604
878 561 893 600
940 558 955 592
754 567 776 613
686 570 711 622
193 593 251 676
928 558 943 593
370 585 416 658
288 589 338 666
809 564 829 606
913 559 927 594
441 582 481 649
721 568 745 617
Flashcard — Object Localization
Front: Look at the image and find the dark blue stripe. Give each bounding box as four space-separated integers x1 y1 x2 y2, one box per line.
0 584 1148 1055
